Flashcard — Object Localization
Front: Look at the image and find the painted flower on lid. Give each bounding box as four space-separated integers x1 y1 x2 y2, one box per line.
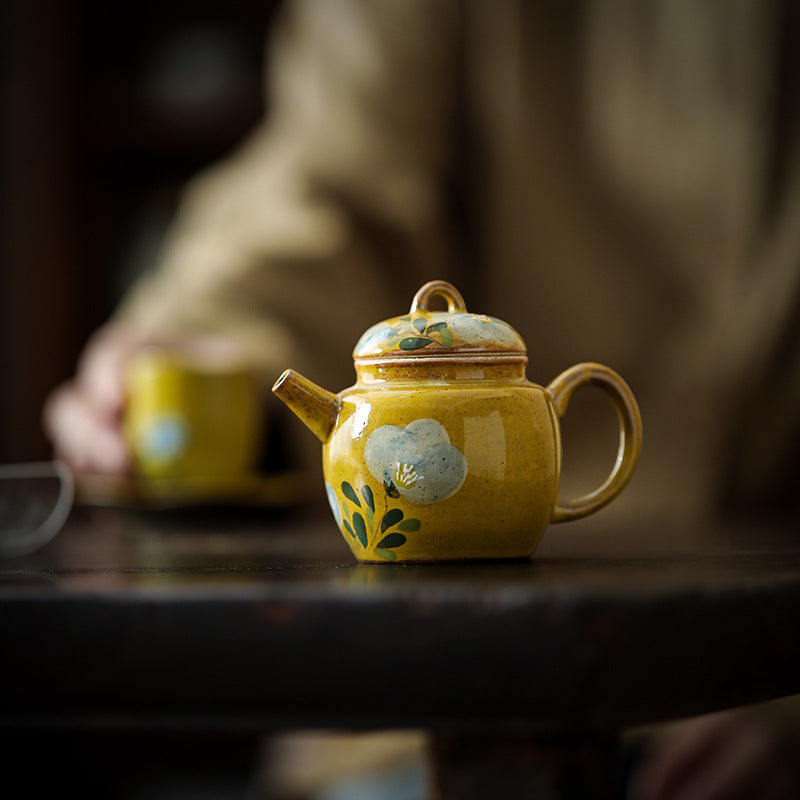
353 312 525 358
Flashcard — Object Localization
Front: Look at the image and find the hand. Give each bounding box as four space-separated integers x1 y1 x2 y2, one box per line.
42 325 144 475
43 326 255 475
629 709 800 800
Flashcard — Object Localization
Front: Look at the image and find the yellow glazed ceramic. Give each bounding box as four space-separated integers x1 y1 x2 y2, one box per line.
272 280 642 562
124 349 263 480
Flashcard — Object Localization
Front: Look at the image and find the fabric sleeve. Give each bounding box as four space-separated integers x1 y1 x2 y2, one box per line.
114 0 461 396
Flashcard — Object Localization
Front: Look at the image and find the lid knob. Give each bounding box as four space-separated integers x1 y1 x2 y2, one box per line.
410 281 467 313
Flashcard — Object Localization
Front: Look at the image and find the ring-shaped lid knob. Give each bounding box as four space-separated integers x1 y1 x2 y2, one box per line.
410 280 467 313
353 280 526 360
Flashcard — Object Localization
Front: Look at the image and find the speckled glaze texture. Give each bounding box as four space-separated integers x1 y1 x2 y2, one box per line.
273 280 642 563
323 376 560 562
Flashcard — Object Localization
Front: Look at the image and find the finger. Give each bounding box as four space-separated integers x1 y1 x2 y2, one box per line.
43 383 130 475
629 712 740 800
76 326 142 419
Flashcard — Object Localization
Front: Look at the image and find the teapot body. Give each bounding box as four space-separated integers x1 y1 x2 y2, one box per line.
323 377 561 562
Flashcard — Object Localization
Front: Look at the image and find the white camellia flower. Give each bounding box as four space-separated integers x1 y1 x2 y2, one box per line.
364 419 467 505
325 482 343 528
448 314 521 349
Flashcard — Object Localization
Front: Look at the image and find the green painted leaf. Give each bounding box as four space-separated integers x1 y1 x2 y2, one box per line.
439 327 454 347
377 532 407 549
352 513 368 547
341 481 361 506
361 485 375 513
397 518 421 532
343 519 355 539
425 321 448 335
399 336 434 351
373 548 398 561
413 317 428 333
381 508 404 533
383 478 400 498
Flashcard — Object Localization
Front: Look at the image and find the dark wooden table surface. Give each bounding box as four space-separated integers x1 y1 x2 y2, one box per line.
2 505 800 798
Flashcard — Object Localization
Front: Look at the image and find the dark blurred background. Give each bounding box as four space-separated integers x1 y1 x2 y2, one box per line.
0 0 283 465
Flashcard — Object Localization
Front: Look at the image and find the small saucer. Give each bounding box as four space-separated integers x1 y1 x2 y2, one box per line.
75 470 310 510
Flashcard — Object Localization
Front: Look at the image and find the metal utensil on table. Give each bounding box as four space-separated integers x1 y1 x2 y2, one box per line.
0 461 74 558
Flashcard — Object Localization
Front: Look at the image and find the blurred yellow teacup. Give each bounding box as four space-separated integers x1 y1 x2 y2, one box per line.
123 347 264 480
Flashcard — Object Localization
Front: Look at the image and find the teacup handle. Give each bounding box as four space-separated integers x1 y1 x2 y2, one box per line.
547 363 642 523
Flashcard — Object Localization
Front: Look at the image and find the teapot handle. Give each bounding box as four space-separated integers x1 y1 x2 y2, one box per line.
547 363 642 523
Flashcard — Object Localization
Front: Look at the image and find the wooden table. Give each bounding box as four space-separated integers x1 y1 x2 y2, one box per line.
2 505 800 799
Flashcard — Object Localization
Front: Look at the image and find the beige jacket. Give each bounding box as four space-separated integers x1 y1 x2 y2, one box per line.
116 0 800 521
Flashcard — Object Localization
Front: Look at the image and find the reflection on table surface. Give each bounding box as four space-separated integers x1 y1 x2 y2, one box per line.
3 504 800 596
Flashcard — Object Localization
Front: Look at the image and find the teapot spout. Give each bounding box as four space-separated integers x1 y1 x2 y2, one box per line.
272 369 340 444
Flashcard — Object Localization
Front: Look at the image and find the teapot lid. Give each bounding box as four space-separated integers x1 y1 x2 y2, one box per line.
353 280 526 361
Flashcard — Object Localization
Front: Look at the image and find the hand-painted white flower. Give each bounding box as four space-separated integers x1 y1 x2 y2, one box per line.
354 323 387 356
364 419 467 505
325 482 342 528
449 314 522 349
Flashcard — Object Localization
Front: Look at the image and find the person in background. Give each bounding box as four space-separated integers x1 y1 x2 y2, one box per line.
43 2 800 798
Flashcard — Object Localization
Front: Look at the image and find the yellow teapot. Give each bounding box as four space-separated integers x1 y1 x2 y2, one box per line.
273 280 641 563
